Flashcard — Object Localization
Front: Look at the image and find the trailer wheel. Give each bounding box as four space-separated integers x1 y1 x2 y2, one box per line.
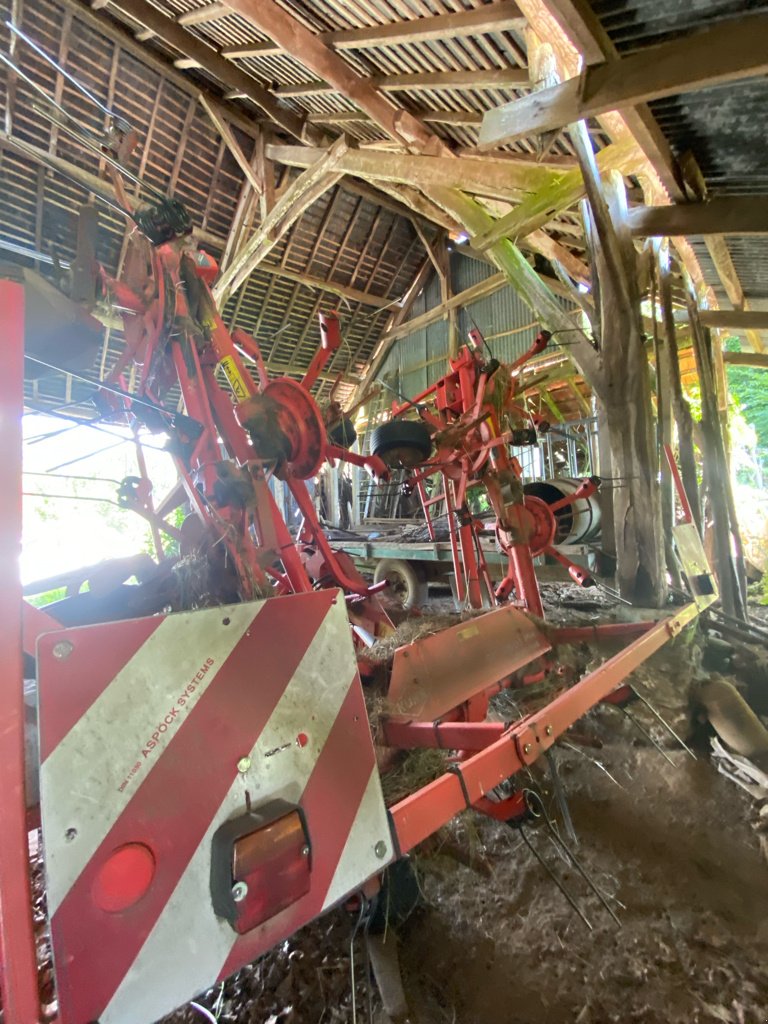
374 558 427 610
328 416 357 449
370 420 432 468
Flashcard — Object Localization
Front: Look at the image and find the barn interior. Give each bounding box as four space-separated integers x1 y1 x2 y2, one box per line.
1 1 768 1022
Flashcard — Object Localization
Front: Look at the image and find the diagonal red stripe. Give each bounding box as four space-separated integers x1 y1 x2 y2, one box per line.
50 590 334 1024
38 615 164 761
216 670 378 981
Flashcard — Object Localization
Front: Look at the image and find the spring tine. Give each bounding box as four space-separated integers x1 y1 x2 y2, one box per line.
0 51 71 122
630 687 696 760
7 21 131 131
518 825 593 931
542 821 622 927
619 706 677 767
544 749 578 847
560 740 626 790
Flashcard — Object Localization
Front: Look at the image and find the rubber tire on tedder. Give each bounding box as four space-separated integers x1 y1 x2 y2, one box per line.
371 419 432 468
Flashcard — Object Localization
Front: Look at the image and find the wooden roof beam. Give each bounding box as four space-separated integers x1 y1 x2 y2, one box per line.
479 13 768 147
222 4 526 59
213 137 348 304
265 144 559 203
627 197 768 236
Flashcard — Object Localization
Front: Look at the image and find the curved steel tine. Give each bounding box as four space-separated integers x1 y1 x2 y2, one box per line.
543 822 622 927
618 705 677 767
518 825 594 931
545 748 578 847
630 686 696 760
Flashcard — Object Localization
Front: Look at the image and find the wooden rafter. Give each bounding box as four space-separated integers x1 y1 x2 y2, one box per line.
479 14 768 147
275 69 529 98
198 95 264 197
221 4 526 59
100 0 323 144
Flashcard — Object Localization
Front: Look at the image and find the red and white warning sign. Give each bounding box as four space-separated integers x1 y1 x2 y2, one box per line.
37 589 391 1024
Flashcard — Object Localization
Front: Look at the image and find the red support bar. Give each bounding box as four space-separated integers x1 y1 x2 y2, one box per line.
301 312 342 392
0 280 41 1023
664 443 694 525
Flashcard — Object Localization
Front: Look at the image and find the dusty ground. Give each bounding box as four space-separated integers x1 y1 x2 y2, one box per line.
167 601 768 1024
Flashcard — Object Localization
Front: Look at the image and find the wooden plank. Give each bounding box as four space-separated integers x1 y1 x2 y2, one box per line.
212 137 348 304
700 310 768 331
266 144 557 201
177 2 228 26
479 13 768 146
198 94 263 196
275 69 529 98
627 197 768 237
722 351 768 368
307 109 485 127
222 3 525 59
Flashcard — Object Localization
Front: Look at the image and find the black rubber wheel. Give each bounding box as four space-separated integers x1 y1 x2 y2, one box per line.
373 558 428 610
370 419 432 468
328 416 357 449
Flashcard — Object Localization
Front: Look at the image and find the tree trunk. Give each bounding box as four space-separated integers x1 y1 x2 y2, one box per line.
572 125 666 605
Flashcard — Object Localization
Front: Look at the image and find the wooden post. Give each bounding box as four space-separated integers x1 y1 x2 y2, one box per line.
687 295 747 619
658 246 702 534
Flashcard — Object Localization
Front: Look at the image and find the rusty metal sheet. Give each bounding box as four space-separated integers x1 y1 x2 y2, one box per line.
387 606 551 722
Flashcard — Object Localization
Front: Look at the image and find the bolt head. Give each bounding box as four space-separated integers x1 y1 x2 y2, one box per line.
53 640 73 660
374 840 387 859
231 881 248 903
523 743 532 755
237 756 251 774
545 725 553 736
301 845 310 857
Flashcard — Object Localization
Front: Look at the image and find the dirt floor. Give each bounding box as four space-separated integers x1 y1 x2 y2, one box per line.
165 592 768 1024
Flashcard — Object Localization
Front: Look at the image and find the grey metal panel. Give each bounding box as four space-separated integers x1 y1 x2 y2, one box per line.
592 0 768 54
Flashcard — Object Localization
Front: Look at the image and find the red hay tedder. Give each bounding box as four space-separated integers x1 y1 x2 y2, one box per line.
0 35 718 1024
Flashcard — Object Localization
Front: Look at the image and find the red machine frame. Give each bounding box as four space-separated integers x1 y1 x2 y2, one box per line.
1 228 716 1021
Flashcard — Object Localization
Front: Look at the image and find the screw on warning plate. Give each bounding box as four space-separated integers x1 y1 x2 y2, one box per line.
53 641 73 660
237 756 251 774
374 841 387 859
301 845 310 857
231 881 248 902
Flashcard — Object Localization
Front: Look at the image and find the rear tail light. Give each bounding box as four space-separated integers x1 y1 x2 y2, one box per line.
211 801 311 934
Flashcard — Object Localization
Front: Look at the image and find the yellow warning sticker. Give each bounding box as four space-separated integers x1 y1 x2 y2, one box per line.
220 356 249 402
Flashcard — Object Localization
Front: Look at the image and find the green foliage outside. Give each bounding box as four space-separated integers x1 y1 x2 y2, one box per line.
724 336 768 483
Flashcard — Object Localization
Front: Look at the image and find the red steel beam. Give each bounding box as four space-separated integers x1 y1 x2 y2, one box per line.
382 719 506 750
391 602 700 852
0 280 40 1022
